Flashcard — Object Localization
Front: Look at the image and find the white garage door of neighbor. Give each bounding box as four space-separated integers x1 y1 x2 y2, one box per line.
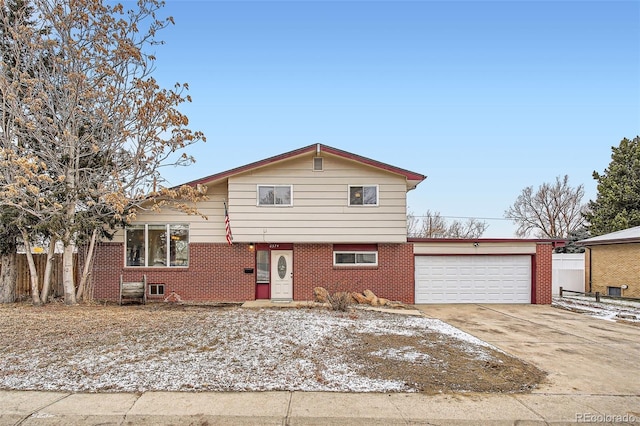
415 255 532 304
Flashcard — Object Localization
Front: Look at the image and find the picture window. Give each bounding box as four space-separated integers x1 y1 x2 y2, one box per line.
125 224 189 267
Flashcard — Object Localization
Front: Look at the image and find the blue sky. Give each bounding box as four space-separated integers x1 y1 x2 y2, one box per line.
152 0 640 237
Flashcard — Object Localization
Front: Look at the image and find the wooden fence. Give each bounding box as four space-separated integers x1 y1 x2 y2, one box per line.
2 254 78 300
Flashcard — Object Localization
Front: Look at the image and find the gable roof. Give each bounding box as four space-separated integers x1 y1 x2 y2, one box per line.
578 225 640 246
183 144 427 191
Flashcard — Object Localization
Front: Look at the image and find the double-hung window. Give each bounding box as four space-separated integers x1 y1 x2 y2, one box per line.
258 185 292 206
125 224 189 267
349 185 378 206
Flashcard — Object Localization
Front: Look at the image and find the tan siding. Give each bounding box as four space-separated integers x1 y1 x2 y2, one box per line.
413 242 537 255
117 151 415 244
116 183 230 244
228 154 409 243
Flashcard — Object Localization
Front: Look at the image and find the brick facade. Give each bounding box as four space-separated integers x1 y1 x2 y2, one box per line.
92 242 256 302
89 241 552 305
587 243 640 298
90 242 415 304
535 243 553 304
294 243 415 303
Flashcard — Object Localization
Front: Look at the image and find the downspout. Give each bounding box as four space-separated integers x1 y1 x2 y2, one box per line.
587 247 592 293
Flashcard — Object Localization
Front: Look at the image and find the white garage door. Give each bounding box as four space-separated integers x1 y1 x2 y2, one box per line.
415 255 531 304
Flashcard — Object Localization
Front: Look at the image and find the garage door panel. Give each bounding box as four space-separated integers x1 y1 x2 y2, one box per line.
415 255 531 304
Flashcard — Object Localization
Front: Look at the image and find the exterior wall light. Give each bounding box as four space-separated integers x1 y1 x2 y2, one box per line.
249 242 255 252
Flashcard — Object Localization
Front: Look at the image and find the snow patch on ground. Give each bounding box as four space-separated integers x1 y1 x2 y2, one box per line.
553 296 640 323
0 307 505 393
371 346 432 363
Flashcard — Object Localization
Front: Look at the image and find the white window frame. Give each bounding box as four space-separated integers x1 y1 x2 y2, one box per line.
125 224 189 268
149 283 165 296
348 184 379 206
257 184 293 206
333 251 378 266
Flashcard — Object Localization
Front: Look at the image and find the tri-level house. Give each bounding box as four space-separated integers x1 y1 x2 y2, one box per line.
92 144 557 304
93 144 426 303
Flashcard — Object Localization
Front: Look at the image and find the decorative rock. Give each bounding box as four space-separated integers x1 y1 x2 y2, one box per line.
363 289 379 306
351 292 368 304
313 287 329 303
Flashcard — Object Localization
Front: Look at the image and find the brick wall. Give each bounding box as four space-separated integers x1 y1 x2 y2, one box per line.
588 243 640 298
294 243 415 303
90 241 551 305
91 242 255 302
535 243 553 304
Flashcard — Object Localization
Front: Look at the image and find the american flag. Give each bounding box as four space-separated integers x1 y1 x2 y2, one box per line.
224 201 233 245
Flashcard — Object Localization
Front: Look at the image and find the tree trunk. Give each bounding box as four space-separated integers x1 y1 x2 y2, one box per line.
40 239 57 304
0 252 16 303
62 243 77 305
21 232 42 306
76 229 97 301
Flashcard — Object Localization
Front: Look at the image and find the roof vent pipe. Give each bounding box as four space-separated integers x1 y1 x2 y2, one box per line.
316 143 321 155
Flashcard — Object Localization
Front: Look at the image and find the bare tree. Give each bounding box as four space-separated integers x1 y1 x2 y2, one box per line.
505 175 585 238
0 0 207 304
0 0 37 303
408 210 488 238
446 218 489 239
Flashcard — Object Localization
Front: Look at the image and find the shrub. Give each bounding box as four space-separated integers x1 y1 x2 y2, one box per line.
327 291 353 312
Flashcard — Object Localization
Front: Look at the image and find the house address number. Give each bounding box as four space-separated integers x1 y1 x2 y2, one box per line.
269 244 280 249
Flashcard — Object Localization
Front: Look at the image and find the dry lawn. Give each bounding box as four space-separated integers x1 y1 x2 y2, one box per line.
0 302 546 394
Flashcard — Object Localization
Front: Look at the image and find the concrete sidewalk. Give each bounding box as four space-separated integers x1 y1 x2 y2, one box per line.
3 389 639 425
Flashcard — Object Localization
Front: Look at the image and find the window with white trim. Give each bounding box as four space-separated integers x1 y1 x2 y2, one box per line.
334 250 378 266
349 185 378 206
125 224 189 267
258 185 293 206
313 157 323 171
149 284 165 296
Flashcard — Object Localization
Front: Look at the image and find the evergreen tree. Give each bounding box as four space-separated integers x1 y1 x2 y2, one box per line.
554 227 589 253
585 136 640 236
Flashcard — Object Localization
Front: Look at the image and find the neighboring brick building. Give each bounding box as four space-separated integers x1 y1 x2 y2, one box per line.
579 226 640 298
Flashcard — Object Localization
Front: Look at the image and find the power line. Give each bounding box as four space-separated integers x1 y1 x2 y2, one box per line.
410 214 515 221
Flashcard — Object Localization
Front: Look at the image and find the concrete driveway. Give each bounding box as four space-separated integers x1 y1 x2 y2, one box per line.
416 303 640 396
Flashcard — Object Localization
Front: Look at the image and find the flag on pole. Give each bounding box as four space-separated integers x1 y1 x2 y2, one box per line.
224 201 233 245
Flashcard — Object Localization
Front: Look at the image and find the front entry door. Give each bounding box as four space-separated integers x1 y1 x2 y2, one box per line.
270 250 293 300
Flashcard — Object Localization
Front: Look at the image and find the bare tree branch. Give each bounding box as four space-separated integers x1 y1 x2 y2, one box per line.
408 210 489 238
505 175 586 238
